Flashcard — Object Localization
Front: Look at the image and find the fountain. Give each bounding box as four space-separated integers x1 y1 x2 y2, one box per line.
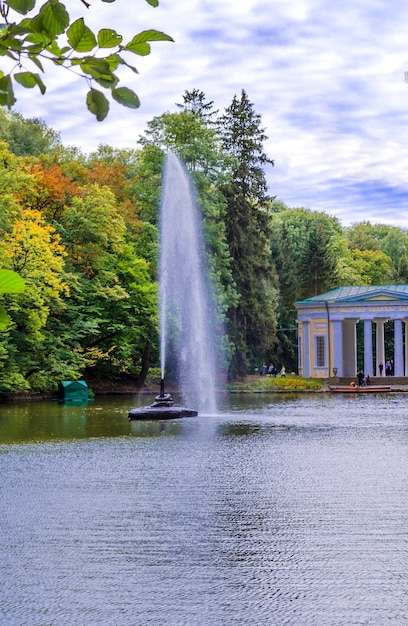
129 152 222 420
128 378 198 419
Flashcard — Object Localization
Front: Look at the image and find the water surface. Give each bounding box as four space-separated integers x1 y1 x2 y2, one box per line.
1 393 407 625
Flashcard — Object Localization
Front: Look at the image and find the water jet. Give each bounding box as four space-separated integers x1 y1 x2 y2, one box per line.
129 152 222 420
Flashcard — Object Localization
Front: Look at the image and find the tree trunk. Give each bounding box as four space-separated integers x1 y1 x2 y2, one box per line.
135 342 151 389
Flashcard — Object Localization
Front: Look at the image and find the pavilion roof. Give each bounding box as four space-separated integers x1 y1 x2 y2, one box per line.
295 285 408 306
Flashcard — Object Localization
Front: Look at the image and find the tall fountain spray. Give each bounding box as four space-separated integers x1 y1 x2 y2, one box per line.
159 152 221 413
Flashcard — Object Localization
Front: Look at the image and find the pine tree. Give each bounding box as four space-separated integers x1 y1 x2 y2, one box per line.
218 90 278 377
176 89 219 123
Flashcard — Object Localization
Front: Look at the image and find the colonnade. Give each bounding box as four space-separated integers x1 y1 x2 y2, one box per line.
295 285 408 380
334 317 408 378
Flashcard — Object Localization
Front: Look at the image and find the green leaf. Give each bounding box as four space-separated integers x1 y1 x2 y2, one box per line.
105 53 120 71
46 39 69 57
26 42 45 54
22 15 44 34
0 304 10 330
0 75 16 108
80 57 110 74
114 54 138 74
127 29 174 44
144 0 159 6
67 18 97 53
86 88 109 121
97 28 122 49
124 29 173 55
124 41 150 56
111 86 140 109
28 53 45 71
0 270 25 294
80 57 118 87
14 71 46 93
6 0 36 15
39 0 70 37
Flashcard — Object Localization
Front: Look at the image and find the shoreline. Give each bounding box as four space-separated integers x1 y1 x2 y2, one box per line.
2 375 408 401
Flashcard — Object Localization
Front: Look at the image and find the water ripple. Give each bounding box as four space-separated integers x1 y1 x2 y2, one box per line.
1 396 408 624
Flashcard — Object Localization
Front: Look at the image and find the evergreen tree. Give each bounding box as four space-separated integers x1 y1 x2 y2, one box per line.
218 90 278 377
176 89 219 123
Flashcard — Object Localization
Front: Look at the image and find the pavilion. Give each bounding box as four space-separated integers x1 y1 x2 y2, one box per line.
295 285 408 379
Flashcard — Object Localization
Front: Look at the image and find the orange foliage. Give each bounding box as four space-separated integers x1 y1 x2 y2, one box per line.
87 162 130 203
18 161 78 219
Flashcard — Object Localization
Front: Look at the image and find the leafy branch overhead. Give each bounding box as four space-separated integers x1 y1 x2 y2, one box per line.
0 0 173 120
0 269 25 330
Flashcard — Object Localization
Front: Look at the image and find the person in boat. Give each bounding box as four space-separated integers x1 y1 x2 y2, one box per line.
357 370 365 386
365 374 371 385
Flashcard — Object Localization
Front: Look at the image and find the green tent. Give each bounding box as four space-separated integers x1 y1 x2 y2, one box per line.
58 380 89 402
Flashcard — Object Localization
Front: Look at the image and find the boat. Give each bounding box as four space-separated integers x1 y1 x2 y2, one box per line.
329 385 391 393
128 379 198 420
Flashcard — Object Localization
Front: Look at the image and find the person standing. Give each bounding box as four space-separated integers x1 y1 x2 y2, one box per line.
280 365 286 378
357 370 365 386
379 361 384 376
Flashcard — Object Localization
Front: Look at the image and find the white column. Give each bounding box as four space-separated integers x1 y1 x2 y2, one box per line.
343 319 358 377
375 319 387 376
303 320 310 378
394 319 404 376
363 319 373 376
332 319 343 377
405 319 408 377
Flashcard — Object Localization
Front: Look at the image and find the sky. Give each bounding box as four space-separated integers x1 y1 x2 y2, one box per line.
7 0 408 228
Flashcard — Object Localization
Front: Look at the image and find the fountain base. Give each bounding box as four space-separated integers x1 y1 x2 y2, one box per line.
128 379 198 420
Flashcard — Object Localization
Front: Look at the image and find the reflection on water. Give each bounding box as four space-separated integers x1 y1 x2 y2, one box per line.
1 392 408 625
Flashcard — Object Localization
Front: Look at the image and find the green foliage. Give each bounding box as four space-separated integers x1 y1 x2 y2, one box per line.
218 90 278 377
3 102 408 393
346 249 393 285
0 0 173 120
270 207 344 370
0 108 60 155
345 221 408 283
228 375 324 392
0 131 161 392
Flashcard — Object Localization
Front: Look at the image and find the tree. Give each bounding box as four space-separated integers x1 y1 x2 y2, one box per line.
344 221 408 283
0 0 173 120
0 108 61 155
270 207 343 371
380 228 408 283
218 90 278 377
346 249 393 285
176 88 219 123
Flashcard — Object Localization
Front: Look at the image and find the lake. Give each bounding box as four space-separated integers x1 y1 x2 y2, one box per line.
1 392 407 625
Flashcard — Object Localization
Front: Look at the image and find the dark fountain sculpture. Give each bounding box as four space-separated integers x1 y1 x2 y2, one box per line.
128 379 198 420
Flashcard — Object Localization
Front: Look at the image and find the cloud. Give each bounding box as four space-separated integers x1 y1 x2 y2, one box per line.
7 0 408 228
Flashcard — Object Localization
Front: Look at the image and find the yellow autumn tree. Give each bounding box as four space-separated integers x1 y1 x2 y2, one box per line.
1 206 68 337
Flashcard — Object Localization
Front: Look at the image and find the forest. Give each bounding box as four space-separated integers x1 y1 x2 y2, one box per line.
1 89 408 394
